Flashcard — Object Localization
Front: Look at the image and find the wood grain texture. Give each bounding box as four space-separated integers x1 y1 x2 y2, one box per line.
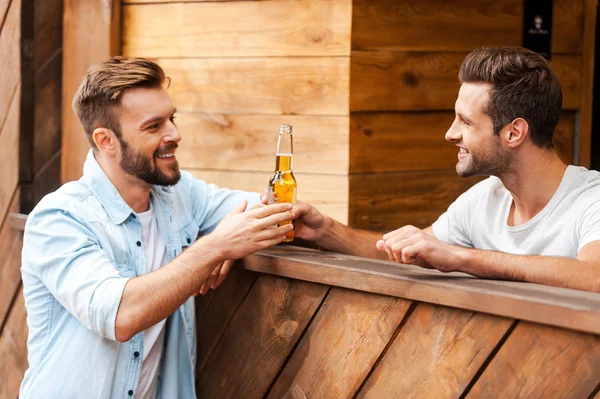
357 303 513 398
577 0 597 167
196 274 328 399
176 113 349 175
351 0 584 55
0 188 21 330
350 111 575 173
33 49 62 175
123 0 351 57
350 52 581 112
243 246 600 335
62 0 120 183
0 0 20 134
466 322 600 397
33 0 62 70
0 86 21 231
195 264 258 377
32 151 61 206
0 286 28 399
267 288 411 398
159 57 349 116
349 169 482 231
189 169 349 224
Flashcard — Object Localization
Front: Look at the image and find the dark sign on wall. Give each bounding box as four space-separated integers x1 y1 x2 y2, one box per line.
522 0 553 59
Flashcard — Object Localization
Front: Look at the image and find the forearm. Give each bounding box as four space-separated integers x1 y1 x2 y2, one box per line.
460 248 600 293
115 236 221 342
316 217 387 260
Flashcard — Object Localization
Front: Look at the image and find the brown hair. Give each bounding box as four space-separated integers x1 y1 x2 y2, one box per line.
459 46 562 148
72 56 167 147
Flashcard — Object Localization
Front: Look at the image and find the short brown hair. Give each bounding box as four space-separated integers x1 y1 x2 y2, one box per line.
459 46 562 148
72 56 167 147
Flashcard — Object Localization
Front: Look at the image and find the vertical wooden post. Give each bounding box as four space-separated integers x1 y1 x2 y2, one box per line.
578 0 598 167
61 0 121 183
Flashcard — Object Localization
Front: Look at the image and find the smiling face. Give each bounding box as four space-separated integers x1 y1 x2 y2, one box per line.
445 82 510 177
115 86 181 186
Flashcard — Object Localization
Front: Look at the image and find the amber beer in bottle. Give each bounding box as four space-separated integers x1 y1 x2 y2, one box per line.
268 124 297 242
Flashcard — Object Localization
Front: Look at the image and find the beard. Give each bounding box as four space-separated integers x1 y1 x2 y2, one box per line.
456 137 510 178
118 137 181 186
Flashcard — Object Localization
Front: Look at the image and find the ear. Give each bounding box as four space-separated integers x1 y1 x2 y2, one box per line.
92 127 118 155
503 118 529 148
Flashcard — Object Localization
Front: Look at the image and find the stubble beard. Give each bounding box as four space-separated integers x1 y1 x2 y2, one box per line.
118 137 181 186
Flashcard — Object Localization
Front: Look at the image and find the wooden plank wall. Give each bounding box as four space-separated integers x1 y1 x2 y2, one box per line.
0 0 28 397
349 0 589 232
122 0 353 223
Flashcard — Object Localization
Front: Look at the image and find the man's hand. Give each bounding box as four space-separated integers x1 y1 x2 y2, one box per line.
204 200 294 261
193 259 235 296
376 225 463 272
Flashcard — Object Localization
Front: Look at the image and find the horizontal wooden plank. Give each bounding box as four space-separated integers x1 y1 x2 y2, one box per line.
123 0 351 57
350 111 575 173
349 169 482 231
0 85 21 231
467 322 600 397
33 49 62 175
177 113 348 175
189 169 349 224
34 0 62 70
350 52 581 111
358 304 513 398
352 0 584 55
0 286 28 399
159 57 349 115
0 188 21 330
267 288 411 398
0 0 21 133
196 274 328 398
243 246 600 335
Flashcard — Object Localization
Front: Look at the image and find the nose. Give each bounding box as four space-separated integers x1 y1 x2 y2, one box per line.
445 119 462 143
164 120 182 144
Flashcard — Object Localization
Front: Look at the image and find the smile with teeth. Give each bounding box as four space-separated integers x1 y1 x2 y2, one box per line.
459 148 469 154
157 153 175 159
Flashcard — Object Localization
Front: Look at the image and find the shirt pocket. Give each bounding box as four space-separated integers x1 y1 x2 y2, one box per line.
179 223 200 252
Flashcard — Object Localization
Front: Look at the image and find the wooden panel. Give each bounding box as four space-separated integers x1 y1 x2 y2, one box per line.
0 287 27 399
267 288 411 398
467 322 600 397
33 49 62 174
350 52 581 112
177 113 349 175
349 169 482 231
32 151 61 206
357 303 513 398
62 0 120 183
195 265 258 376
244 246 600 335
160 57 349 116
34 0 62 70
196 274 328 399
123 1 351 58
352 0 584 55
351 111 575 173
0 86 21 230
0 188 21 329
578 0 597 167
190 169 349 224
0 0 20 133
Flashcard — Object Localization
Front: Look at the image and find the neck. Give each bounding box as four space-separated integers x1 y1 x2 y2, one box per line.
498 148 567 226
95 151 152 213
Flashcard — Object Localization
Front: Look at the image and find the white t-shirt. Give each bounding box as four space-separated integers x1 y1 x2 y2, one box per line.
135 202 168 399
432 165 600 257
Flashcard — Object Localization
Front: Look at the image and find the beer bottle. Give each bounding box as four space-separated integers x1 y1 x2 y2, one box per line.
268 124 297 242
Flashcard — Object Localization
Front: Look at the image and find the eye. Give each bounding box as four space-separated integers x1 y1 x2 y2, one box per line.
169 115 177 124
148 123 160 130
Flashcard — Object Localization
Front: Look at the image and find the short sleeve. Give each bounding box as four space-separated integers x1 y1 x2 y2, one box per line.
578 201 600 252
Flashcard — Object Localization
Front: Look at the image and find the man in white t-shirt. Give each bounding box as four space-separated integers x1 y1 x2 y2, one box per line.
285 46 600 293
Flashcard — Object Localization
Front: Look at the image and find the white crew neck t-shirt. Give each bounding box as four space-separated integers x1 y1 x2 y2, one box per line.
135 202 168 399
432 165 600 257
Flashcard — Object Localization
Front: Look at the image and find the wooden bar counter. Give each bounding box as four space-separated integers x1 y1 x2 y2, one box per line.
195 246 600 398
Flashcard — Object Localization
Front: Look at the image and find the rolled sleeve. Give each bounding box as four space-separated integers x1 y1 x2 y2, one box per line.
23 207 130 341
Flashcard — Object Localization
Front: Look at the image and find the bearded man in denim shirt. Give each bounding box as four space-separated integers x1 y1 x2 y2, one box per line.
19 57 298 398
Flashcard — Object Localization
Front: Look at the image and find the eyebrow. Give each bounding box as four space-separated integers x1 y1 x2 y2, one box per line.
140 108 177 129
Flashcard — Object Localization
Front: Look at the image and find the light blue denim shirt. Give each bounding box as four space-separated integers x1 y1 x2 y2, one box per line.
19 150 259 398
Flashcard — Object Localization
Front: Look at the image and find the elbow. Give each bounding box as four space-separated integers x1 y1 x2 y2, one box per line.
114 312 136 343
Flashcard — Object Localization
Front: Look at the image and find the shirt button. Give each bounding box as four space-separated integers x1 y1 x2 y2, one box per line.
128 390 134 396
186 238 191 244
134 351 140 358
136 241 141 247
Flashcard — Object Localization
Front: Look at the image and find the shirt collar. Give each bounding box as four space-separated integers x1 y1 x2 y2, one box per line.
81 149 172 225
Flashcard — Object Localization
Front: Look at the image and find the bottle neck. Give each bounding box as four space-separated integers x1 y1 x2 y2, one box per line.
275 132 293 171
